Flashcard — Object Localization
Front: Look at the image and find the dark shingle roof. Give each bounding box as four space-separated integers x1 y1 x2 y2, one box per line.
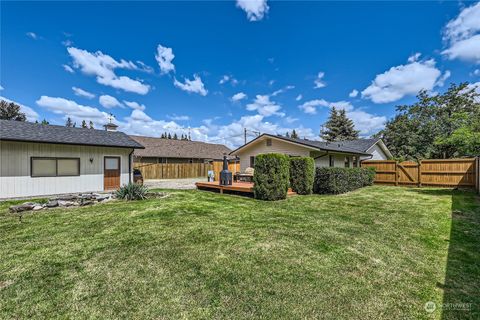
336 138 380 153
130 135 231 160
230 133 373 156
0 119 144 149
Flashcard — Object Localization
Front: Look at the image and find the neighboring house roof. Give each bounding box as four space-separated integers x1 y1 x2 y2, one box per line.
338 138 393 158
130 135 231 160
229 133 372 156
0 119 144 149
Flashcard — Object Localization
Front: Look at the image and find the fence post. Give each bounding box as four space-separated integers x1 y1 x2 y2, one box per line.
418 160 422 188
394 161 398 186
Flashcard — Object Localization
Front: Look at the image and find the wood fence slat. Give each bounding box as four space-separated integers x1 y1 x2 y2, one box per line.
133 161 240 180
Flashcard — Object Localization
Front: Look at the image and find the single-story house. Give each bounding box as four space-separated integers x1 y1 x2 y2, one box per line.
229 134 392 171
0 119 144 198
130 135 231 164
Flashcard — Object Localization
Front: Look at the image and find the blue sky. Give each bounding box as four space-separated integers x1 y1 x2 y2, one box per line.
1 1 480 147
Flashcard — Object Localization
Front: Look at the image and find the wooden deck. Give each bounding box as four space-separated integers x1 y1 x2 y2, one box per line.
195 181 296 196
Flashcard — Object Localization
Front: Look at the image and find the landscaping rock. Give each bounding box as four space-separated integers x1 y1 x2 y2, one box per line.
9 203 35 213
80 200 94 206
58 200 75 207
45 200 59 208
33 206 43 211
56 195 77 201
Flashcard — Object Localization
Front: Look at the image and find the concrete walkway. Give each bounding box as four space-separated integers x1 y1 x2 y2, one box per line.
144 178 207 190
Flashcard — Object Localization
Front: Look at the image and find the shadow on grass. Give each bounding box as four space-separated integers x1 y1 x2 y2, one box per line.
408 188 480 319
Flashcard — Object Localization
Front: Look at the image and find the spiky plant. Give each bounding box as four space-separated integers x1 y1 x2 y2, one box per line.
115 183 149 201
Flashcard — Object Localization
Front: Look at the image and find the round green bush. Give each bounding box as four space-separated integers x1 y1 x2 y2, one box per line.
253 153 290 201
289 157 315 195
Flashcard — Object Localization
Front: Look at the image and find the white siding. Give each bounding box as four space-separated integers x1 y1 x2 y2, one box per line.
361 143 388 161
234 137 311 171
0 141 132 198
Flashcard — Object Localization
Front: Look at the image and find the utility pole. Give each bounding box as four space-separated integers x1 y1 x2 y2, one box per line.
244 128 247 145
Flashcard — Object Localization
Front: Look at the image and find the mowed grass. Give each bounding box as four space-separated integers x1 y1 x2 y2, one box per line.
0 186 478 319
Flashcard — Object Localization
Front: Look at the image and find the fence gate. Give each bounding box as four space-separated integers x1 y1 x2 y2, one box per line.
397 161 419 185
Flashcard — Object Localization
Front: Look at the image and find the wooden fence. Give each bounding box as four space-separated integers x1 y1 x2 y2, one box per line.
134 161 240 181
361 158 478 189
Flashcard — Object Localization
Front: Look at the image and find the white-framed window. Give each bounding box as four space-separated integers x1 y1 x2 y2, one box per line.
31 157 80 177
266 138 272 146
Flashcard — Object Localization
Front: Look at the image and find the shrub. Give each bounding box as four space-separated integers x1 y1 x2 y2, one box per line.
253 153 290 201
115 183 149 200
313 167 376 195
289 157 315 195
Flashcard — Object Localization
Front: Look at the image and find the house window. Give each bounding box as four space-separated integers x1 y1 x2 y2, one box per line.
344 156 350 168
266 138 272 147
31 157 80 177
250 156 255 168
352 156 358 167
329 155 334 167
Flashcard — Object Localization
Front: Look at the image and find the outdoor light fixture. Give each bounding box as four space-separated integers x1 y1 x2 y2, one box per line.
89 158 94 163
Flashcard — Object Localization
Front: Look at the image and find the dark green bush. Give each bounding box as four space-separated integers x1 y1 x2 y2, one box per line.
116 183 149 200
289 157 315 195
253 153 290 201
313 167 376 195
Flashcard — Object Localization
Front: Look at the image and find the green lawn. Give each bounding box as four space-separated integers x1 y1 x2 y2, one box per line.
0 186 478 319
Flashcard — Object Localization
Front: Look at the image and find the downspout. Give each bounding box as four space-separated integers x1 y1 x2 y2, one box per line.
129 148 134 183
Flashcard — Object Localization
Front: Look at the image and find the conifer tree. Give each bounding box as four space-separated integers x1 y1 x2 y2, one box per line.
291 129 299 139
320 107 359 141
81 120 88 128
167 133 172 139
65 117 74 127
89 121 94 129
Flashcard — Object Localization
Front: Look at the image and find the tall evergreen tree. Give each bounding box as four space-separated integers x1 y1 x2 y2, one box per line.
41 119 49 125
285 131 290 138
81 120 88 128
291 129 299 139
167 133 172 139
320 107 359 141
65 117 74 127
173 133 178 140
0 100 26 121
89 121 94 129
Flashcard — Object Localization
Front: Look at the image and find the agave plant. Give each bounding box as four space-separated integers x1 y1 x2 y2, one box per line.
115 183 149 201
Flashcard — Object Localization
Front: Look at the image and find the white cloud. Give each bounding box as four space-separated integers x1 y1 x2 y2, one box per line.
26 32 38 40
271 85 294 97
123 100 146 111
99 95 123 109
347 109 386 136
442 2 480 63
442 35 480 63
236 0 269 21
0 85 3 91
167 114 190 121
1 96 39 121
173 74 208 96
361 55 446 103
63 64 74 73
67 47 150 95
155 45 175 74
314 72 326 89
72 86 95 99
36 96 110 125
473 69 480 76
285 116 298 124
246 94 284 117
467 81 480 102
219 75 239 86
349 89 359 98
299 98 385 136
295 94 303 101
231 92 247 102
299 99 353 114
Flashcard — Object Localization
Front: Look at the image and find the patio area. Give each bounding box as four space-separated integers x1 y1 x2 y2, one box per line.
195 181 296 196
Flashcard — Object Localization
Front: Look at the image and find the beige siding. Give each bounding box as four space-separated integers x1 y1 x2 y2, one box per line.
312 152 352 168
0 141 132 198
361 143 388 160
234 137 311 171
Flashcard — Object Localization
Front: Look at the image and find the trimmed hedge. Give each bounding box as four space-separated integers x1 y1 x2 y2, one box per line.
253 153 290 201
313 167 376 194
289 157 315 195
